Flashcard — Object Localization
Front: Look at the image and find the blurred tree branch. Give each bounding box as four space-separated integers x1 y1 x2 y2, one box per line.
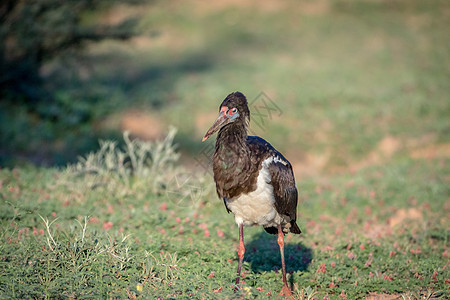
0 0 145 106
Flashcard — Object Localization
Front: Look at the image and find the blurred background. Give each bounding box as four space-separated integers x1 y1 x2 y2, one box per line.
1 0 449 177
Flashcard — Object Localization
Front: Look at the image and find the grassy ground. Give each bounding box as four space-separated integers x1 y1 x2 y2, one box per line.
1 0 449 299
0 133 448 299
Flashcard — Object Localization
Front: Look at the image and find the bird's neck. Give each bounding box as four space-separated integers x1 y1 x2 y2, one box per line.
213 122 254 197
216 122 248 151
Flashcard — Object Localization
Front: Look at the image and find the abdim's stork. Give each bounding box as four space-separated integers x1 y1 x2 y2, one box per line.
202 92 301 295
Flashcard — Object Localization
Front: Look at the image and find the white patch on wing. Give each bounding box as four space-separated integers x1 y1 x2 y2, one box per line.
225 156 285 227
273 156 288 166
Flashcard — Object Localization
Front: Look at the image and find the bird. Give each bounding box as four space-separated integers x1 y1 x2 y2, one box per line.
202 91 301 296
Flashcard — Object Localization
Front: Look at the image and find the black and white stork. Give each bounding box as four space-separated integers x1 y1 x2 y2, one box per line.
202 91 301 296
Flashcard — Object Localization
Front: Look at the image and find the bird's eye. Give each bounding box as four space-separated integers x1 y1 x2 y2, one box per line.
229 107 238 115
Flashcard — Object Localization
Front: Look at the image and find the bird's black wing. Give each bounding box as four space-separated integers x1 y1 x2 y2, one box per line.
247 136 301 234
268 155 301 234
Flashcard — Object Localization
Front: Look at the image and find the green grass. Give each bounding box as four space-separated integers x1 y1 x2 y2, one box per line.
1 0 449 298
0 134 448 299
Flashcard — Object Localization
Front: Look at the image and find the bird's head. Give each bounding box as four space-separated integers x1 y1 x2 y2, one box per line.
202 92 250 142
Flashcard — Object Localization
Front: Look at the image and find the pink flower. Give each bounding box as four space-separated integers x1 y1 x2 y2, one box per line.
102 221 113 230
89 217 99 224
331 262 336 268
410 247 421 254
324 245 334 251
204 230 210 237
316 263 327 273
208 272 215 278
256 287 264 291
159 202 167 211
213 287 222 293
389 251 396 257
217 229 225 238
432 271 438 282
384 274 393 281
360 244 365 250
176 217 181 223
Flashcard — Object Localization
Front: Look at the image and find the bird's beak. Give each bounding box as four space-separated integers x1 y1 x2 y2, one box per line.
202 111 228 142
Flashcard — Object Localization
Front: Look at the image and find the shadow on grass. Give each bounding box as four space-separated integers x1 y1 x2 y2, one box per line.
1 48 216 167
244 231 312 274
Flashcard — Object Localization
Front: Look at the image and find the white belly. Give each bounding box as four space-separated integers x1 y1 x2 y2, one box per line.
225 157 283 227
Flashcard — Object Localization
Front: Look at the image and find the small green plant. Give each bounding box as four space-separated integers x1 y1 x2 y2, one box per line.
293 285 318 300
145 250 184 282
60 127 180 196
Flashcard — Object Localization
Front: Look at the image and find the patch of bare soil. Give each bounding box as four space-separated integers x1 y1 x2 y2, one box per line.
366 293 401 300
410 143 450 159
120 110 166 140
350 136 402 172
292 151 331 179
388 208 423 228
348 134 450 173
289 133 449 179
190 0 330 15
405 133 445 159
290 135 403 178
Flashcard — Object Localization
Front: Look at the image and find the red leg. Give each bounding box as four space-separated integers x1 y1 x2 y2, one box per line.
278 224 292 296
235 223 245 289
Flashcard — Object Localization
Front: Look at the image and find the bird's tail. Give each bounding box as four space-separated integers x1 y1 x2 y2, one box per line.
290 221 301 234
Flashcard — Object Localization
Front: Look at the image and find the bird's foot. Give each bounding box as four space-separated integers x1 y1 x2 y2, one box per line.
279 284 292 297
